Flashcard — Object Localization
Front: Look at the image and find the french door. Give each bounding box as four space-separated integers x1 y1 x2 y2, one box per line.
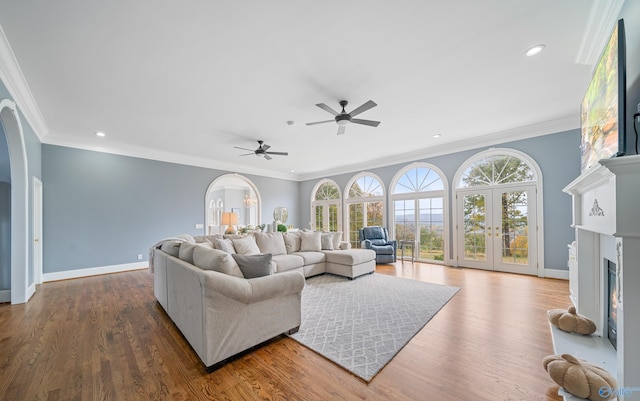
457 184 537 275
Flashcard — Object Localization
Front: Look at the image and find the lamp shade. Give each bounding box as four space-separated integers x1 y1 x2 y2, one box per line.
222 212 239 234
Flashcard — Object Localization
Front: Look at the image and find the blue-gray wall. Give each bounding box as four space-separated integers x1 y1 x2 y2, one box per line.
299 129 580 271
41 145 299 273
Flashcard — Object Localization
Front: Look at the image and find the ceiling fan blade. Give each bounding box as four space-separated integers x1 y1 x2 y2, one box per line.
316 103 339 116
264 154 272 160
261 144 271 151
266 151 288 156
234 146 255 152
239 152 255 156
351 118 381 127
349 100 377 117
306 120 334 126
337 125 346 135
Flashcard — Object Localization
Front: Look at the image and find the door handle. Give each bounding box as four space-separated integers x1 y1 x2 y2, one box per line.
34 238 40 242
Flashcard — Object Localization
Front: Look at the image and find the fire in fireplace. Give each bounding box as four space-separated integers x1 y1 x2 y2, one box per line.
607 259 618 350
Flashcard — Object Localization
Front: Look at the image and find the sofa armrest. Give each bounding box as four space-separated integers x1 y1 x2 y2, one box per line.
361 239 372 249
202 270 305 304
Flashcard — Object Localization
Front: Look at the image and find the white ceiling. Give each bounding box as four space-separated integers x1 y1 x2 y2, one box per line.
0 1 624 180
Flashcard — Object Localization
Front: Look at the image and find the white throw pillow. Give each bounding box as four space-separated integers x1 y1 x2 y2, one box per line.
231 236 261 255
332 231 343 249
300 231 322 252
320 232 334 250
215 238 236 254
254 232 287 256
283 232 302 253
192 246 243 278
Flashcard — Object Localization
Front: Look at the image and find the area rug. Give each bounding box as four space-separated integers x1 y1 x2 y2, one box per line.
288 273 459 382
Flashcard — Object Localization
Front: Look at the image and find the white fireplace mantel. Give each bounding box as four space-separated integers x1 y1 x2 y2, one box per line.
562 155 640 400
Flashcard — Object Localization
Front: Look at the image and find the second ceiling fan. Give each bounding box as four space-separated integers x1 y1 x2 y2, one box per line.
306 100 380 135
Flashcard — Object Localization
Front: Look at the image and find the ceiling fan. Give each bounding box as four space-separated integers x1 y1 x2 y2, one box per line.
306 100 380 135
234 140 288 160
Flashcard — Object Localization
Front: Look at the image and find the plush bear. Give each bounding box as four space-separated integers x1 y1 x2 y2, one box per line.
548 306 596 335
543 354 616 401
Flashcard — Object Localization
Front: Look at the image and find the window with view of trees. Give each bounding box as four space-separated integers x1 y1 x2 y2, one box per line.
391 164 446 262
345 173 385 248
311 180 341 232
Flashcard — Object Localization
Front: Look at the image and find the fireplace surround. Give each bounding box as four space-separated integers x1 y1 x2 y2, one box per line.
562 155 640 400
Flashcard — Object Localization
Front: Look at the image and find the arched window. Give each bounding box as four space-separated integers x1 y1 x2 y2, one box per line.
345 173 385 248
390 163 447 263
310 179 341 232
453 148 542 276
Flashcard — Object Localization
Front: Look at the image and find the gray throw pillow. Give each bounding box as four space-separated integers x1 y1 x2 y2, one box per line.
320 232 334 250
232 253 274 279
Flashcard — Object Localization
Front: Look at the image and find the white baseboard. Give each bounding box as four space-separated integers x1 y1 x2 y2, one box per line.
27 282 36 300
0 289 10 303
43 262 148 282
544 268 569 280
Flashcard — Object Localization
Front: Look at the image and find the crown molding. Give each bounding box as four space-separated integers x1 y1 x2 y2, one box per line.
0 24 49 140
296 115 579 182
575 0 626 66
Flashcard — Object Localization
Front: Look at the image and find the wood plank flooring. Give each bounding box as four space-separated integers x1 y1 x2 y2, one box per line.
0 263 569 401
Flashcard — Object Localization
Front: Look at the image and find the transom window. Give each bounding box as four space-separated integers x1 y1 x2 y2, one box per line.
458 154 534 188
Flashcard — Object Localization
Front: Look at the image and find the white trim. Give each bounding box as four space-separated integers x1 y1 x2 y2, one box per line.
575 0 626 66
544 269 570 280
0 99 30 304
0 290 9 303
32 177 43 285
343 172 387 245
451 148 545 277
0 25 48 140
204 173 262 234
43 262 148 283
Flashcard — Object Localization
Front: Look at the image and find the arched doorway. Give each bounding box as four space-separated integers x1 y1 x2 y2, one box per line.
453 149 543 276
0 99 29 303
204 174 261 235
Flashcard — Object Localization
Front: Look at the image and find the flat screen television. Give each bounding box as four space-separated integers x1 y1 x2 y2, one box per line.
580 19 626 172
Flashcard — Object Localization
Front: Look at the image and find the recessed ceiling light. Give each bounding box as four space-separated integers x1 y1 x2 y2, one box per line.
290 169 295 173
525 44 545 57
433 134 441 138
95 131 106 137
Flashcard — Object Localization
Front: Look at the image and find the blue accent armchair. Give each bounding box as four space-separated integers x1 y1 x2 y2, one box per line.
359 226 397 264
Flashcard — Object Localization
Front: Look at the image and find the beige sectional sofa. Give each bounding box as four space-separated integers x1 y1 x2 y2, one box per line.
152 231 376 371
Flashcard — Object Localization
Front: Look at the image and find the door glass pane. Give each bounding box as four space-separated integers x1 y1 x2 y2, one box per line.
501 191 529 265
315 205 324 231
419 197 444 261
463 193 486 261
349 203 364 248
328 204 338 231
366 201 383 227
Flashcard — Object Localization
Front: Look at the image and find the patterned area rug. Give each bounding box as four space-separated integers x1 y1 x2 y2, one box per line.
288 273 459 382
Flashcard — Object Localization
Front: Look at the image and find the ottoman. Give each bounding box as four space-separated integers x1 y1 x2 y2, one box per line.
322 249 376 279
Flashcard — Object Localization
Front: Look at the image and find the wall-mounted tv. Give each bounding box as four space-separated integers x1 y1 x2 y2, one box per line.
580 19 626 172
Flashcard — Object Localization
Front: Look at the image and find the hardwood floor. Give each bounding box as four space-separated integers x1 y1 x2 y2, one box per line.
0 263 569 401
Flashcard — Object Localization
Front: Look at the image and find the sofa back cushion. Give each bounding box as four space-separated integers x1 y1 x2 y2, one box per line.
160 240 182 257
283 232 302 254
254 232 287 256
193 246 244 278
231 235 261 255
300 231 322 252
214 238 236 254
178 242 210 264
362 226 386 240
232 253 274 278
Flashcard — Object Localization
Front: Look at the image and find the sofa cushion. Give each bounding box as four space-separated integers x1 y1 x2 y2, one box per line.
292 251 325 265
215 238 236 254
300 231 322 252
232 253 274 278
160 240 181 257
332 231 343 249
320 232 334 250
232 236 261 255
193 246 243 278
272 254 305 273
178 242 210 264
283 232 302 254
322 249 376 265
254 232 287 256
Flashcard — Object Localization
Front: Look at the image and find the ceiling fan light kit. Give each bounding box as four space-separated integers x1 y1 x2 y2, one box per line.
306 100 381 135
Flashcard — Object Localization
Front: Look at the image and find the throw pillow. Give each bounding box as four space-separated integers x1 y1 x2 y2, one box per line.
283 232 302 253
193 246 243 278
254 232 287 256
160 240 181 257
231 236 261 255
332 231 343 249
178 242 210 264
320 232 334 250
232 253 274 279
300 231 322 252
215 238 236 254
